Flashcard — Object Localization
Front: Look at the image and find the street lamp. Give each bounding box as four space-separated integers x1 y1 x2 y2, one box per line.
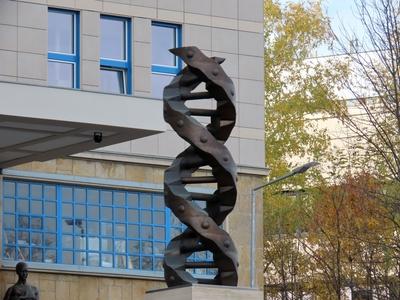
249 161 319 288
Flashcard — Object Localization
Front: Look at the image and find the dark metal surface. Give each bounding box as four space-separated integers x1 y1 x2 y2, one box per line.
2 262 39 300
163 46 238 287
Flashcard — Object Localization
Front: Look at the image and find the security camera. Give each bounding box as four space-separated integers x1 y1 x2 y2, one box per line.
93 132 103 143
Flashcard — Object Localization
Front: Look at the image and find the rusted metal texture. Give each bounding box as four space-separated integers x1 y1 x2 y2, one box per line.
163 46 238 287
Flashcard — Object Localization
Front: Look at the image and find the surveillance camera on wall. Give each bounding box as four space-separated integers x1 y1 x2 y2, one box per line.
93 132 103 143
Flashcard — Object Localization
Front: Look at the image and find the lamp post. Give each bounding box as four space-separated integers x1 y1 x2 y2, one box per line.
249 161 319 288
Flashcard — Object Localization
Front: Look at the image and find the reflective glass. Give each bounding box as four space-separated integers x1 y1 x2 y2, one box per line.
4 215 15 229
88 252 99 266
48 61 74 88
100 17 126 60
48 10 74 54
152 73 174 99
128 256 139 269
44 249 56 263
152 25 176 66
100 69 125 94
4 182 15 197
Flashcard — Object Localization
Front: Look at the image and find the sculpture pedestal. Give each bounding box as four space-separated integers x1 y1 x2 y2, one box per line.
145 284 263 300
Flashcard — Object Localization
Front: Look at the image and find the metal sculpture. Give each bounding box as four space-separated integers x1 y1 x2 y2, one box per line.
3 262 39 300
163 46 238 287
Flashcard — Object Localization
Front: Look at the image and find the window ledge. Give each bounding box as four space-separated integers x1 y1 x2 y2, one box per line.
1 260 214 281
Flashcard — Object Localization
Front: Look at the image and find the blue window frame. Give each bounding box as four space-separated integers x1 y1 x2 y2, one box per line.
48 9 80 89
2 179 213 276
151 22 182 99
100 15 132 95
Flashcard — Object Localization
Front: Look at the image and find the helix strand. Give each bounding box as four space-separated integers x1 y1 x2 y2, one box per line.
163 46 238 287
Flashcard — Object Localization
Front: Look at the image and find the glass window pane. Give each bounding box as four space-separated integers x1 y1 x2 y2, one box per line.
152 25 176 66
154 242 165 255
32 232 42 246
128 240 139 254
18 247 29 261
142 256 152 270
31 201 42 215
154 257 163 271
63 251 73 264
100 68 125 94
88 205 99 219
101 17 126 60
5 230 16 244
62 235 73 248
88 252 100 266
74 188 86 203
88 189 99 204
152 73 174 99
153 194 164 210
44 249 56 263
141 241 152 255
115 224 126 238
4 181 15 197
48 10 74 54
128 256 139 269
44 233 57 247
44 218 56 232
154 211 165 225
87 221 99 235
44 202 56 217
140 194 152 209
31 184 42 199
48 61 74 88
116 255 126 269
101 191 112 206
4 214 15 229
4 198 15 213
88 237 99 251
101 253 113 267
75 251 86 266
31 217 42 230
127 193 138 208
4 247 16 260
44 185 56 201
17 183 29 198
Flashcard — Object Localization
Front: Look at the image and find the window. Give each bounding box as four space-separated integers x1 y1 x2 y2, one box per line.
151 22 182 99
2 179 213 275
48 9 79 89
100 16 131 94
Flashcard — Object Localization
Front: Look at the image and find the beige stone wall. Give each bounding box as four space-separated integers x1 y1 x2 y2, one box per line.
0 270 166 300
0 158 264 299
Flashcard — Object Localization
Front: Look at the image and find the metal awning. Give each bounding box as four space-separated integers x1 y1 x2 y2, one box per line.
0 81 165 168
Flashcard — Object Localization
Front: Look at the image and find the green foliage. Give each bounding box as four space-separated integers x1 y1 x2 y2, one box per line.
264 0 348 180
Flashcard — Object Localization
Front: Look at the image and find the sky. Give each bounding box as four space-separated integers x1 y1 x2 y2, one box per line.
319 0 365 56
281 0 366 56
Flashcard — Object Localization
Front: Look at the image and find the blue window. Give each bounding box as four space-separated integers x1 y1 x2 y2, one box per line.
2 179 213 275
48 9 79 89
100 16 131 95
151 22 182 99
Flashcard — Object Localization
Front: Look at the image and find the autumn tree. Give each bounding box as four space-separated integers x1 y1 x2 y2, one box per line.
330 0 400 181
263 0 349 298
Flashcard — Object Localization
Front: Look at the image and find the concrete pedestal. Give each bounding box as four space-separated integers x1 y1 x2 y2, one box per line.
145 284 263 300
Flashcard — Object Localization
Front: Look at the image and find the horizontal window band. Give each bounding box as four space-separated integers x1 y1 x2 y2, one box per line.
152 65 180 75
100 59 129 69
48 53 78 63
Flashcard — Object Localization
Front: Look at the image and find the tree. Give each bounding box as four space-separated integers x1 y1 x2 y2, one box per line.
327 1 400 296
264 0 348 180
330 0 400 182
263 0 349 298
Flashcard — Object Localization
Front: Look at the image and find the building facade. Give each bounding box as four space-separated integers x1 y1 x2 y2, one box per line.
0 0 266 299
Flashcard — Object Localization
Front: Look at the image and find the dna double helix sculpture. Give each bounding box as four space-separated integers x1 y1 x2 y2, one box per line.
163 46 238 287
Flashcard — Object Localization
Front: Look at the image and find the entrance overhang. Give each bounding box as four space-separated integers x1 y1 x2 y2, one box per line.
0 81 165 168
